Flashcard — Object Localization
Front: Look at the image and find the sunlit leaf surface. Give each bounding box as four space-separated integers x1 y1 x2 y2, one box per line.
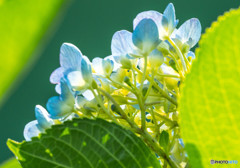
8 118 161 168
180 8 240 167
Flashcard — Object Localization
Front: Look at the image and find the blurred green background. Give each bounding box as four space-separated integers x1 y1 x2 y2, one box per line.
0 0 239 163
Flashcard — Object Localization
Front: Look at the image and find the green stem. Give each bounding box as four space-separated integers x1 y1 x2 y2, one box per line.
132 68 137 87
98 88 140 131
141 130 179 168
145 101 164 106
136 93 146 130
167 37 187 74
99 88 179 167
149 107 158 138
144 70 155 101
140 55 148 91
108 77 135 93
157 73 180 78
134 67 178 106
90 88 117 123
153 111 179 128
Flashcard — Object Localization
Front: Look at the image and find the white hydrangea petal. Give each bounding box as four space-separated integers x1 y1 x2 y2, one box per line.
35 105 54 130
82 89 95 101
102 59 114 76
55 84 61 94
132 19 160 54
187 51 195 59
24 120 41 141
163 3 177 34
171 18 201 48
160 63 179 76
133 10 167 40
67 71 86 91
50 67 64 84
60 43 82 70
111 30 135 56
133 11 163 30
105 55 121 71
92 57 104 75
81 56 93 84
46 96 73 119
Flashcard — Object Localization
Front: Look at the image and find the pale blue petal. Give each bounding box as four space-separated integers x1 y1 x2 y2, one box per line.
160 63 180 76
67 71 86 91
35 105 54 130
187 51 195 59
105 55 121 71
92 57 104 75
81 56 92 83
161 15 169 31
60 79 75 106
132 19 160 54
102 59 114 76
163 3 176 33
55 84 61 94
82 89 95 101
111 30 135 56
24 120 41 141
148 49 164 67
60 43 82 70
133 11 163 30
75 96 87 109
50 67 64 84
46 96 73 119
172 18 201 48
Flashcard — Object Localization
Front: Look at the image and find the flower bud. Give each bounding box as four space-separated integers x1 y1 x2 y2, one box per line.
157 41 170 55
120 55 132 69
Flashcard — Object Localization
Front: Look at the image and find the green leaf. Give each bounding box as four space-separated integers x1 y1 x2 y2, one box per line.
159 131 169 152
0 158 21 168
7 118 161 168
0 0 64 105
180 8 240 167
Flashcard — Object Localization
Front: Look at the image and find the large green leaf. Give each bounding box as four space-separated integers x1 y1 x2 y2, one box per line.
0 0 64 106
7 118 161 168
180 8 240 167
0 158 21 168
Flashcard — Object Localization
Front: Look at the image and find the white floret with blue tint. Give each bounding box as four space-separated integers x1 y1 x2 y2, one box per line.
92 57 114 77
133 3 178 40
24 105 54 141
132 18 160 55
171 18 201 48
47 79 75 119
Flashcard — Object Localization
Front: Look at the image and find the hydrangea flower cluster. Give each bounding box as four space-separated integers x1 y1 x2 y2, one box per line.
24 3 201 167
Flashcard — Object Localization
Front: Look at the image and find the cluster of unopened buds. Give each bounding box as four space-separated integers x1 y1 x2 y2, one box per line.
24 3 201 167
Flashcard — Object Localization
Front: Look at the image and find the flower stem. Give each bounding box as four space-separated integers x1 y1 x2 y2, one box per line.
98 88 179 168
140 55 148 91
133 67 178 106
90 87 117 123
167 37 187 75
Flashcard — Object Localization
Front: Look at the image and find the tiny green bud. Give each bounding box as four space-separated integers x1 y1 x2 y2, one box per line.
173 38 183 48
181 43 190 54
120 56 132 69
159 130 169 152
142 87 148 97
157 41 170 55
111 104 121 115
91 80 98 89
169 59 178 72
124 76 132 86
